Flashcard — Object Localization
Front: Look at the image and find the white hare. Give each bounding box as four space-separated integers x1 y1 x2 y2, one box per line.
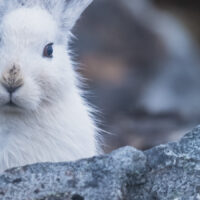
0 0 98 173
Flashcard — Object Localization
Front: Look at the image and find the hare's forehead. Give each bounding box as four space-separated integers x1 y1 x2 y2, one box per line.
1 7 57 43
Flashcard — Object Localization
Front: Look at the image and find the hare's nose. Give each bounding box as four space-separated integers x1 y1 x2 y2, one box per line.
2 83 22 94
1 64 24 94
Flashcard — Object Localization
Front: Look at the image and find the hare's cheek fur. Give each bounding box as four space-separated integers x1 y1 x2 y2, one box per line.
32 46 76 111
12 77 42 111
0 46 73 113
0 75 42 112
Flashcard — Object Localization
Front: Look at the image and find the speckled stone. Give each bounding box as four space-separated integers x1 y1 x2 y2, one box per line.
131 125 200 199
1 126 200 199
0 146 146 200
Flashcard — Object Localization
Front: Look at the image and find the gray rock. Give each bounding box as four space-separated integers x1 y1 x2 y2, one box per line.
131 125 200 200
0 126 200 199
0 146 146 200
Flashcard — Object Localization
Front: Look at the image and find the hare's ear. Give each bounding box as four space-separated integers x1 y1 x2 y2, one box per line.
62 0 93 30
1 0 93 31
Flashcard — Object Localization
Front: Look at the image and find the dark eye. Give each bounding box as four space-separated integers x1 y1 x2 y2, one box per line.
43 43 53 58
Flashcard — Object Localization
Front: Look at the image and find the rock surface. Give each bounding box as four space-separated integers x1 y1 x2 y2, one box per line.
0 126 200 200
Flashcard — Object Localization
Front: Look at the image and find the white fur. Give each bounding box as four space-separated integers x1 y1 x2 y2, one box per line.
0 0 98 173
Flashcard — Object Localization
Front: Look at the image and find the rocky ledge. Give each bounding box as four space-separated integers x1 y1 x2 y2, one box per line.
0 126 200 200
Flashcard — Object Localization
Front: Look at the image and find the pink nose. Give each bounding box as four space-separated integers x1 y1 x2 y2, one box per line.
1 64 24 94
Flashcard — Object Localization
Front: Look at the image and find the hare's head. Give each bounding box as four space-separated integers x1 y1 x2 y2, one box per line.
0 0 92 114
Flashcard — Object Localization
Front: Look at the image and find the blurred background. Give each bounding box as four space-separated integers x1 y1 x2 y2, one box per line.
72 0 200 152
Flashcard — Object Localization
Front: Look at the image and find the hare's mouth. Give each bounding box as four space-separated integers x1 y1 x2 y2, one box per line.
2 100 23 113
5 101 18 108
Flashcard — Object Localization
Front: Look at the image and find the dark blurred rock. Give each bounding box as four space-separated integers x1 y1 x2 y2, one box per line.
72 0 200 151
153 0 200 11
152 0 200 46
0 126 200 199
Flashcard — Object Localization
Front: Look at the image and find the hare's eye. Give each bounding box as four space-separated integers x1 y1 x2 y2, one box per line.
43 43 53 58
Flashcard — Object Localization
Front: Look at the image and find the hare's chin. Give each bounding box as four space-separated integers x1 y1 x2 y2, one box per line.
0 99 31 113
0 103 23 113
